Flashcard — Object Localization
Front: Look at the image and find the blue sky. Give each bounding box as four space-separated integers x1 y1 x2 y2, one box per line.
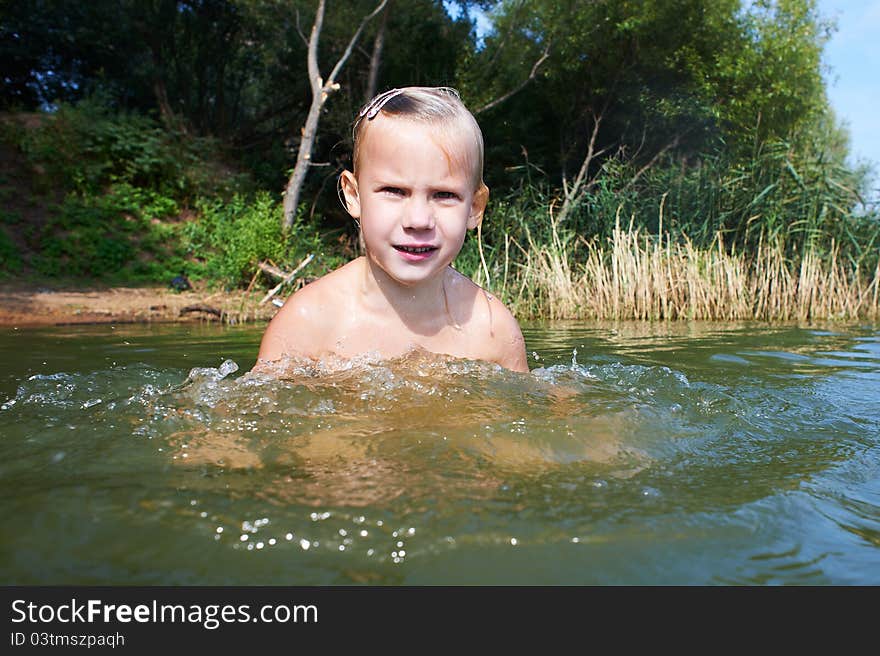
817 0 880 178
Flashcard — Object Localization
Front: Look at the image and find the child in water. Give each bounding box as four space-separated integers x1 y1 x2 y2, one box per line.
254 86 529 374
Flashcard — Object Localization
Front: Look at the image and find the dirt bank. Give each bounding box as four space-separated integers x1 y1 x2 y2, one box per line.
0 282 279 327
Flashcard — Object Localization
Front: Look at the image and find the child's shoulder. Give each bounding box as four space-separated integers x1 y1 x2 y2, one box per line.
278 260 356 316
256 260 359 363
450 269 528 372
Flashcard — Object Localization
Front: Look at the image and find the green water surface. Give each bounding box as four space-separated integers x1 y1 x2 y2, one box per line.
0 321 878 584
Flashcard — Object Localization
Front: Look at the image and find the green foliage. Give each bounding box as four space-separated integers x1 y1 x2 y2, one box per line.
469 0 833 187
181 192 332 288
32 184 183 279
7 97 256 282
19 97 248 199
0 226 23 275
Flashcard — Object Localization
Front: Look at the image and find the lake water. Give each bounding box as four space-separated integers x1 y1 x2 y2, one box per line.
1 321 878 585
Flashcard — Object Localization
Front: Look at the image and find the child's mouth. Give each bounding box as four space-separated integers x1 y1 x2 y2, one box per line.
394 245 437 254
393 244 438 261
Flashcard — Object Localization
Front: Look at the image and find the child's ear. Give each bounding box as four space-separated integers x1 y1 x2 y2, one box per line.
339 170 361 218
467 183 489 230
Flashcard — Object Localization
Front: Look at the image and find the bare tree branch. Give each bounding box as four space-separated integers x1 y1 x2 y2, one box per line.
558 109 609 223
473 42 551 115
326 0 389 86
621 133 684 193
305 1 324 95
364 0 392 102
295 9 309 48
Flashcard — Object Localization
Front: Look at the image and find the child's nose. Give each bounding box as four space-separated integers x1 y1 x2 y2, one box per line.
402 197 435 230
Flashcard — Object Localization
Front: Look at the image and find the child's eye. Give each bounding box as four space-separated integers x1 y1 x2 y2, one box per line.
434 191 460 201
380 186 404 196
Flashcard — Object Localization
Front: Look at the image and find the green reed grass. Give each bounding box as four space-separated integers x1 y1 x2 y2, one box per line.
459 141 879 321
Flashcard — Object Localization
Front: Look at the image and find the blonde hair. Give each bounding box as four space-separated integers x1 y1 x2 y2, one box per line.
351 86 485 189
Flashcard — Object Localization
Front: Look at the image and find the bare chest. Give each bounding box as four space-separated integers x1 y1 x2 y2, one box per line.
324 311 488 362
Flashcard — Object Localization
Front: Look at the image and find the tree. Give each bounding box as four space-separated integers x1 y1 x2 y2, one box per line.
469 0 833 198
281 0 388 232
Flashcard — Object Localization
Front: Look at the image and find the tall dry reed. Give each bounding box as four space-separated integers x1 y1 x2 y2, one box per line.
496 209 879 321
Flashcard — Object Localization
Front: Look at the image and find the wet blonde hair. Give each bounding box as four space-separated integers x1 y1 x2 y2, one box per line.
351 86 485 190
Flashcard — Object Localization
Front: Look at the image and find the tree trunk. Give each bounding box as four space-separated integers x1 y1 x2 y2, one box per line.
282 94 325 229
281 0 388 232
364 1 391 102
282 0 326 232
152 76 177 131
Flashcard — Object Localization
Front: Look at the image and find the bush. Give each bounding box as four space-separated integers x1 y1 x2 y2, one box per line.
181 192 332 288
7 97 259 283
32 184 183 280
15 96 252 202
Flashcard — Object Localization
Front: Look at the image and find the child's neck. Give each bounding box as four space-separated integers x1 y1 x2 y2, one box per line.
358 256 456 332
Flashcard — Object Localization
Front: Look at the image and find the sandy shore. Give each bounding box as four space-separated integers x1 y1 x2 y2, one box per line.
0 282 279 327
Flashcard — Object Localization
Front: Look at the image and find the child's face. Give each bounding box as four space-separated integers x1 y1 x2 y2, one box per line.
341 117 487 288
